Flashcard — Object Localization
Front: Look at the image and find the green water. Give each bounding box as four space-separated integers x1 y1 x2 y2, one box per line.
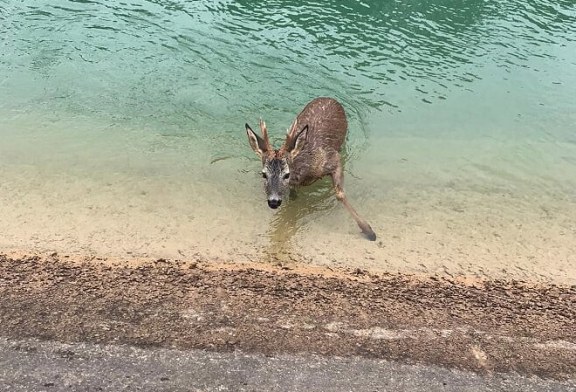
1 0 575 282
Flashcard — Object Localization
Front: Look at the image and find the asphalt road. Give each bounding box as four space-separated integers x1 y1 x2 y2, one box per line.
1 337 575 392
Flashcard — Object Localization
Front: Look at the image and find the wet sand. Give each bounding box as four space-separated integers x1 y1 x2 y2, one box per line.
2 110 576 285
1 158 575 286
1 252 574 380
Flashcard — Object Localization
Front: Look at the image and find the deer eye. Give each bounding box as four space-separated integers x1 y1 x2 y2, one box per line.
283 173 290 180
262 172 268 179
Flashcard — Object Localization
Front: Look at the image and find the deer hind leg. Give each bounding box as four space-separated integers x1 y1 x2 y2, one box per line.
331 162 377 241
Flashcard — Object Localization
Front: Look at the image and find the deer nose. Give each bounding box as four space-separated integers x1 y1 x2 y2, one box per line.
268 199 282 209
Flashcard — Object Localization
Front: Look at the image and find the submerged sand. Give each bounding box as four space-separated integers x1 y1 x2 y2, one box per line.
1 160 575 285
1 111 575 285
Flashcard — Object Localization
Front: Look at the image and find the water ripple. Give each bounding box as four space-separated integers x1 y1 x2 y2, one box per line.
1 0 575 147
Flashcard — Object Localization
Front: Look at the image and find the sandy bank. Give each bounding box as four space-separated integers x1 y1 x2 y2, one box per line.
1 252 574 380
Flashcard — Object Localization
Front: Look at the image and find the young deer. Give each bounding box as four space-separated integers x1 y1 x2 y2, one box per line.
245 97 376 241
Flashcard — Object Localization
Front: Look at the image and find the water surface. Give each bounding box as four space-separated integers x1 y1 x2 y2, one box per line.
1 0 575 283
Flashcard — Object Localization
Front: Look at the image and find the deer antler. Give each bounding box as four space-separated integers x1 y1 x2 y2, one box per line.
259 118 272 151
286 118 298 137
280 118 299 154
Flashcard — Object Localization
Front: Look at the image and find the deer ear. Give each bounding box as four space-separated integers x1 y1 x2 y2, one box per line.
288 125 308 158
246 123 268 158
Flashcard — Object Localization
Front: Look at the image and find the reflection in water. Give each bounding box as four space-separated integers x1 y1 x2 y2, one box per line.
263 180 335 262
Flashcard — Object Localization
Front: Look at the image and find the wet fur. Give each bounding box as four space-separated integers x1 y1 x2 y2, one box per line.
246 97 376 241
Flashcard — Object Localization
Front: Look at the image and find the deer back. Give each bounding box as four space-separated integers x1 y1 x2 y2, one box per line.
293 97 347 151
284 97 348 185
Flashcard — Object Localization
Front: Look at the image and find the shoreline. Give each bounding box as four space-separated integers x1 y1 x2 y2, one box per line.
1 115 575 287
1 251 575 380
2 248 574 289
2 156 575 287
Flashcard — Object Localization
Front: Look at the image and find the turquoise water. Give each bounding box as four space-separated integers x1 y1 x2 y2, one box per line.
1 0 575 281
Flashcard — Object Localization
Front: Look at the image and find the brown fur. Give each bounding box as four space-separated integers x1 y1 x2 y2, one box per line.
246 97 376 241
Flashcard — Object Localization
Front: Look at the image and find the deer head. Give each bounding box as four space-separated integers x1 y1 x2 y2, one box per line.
245 119 308 209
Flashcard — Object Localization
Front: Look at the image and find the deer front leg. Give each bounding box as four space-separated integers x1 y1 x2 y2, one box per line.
331 162 377 241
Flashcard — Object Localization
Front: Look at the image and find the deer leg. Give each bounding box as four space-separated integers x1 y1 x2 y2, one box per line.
331 163 376 241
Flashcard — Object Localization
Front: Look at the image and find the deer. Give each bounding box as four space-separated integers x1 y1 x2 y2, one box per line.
245 97 376 241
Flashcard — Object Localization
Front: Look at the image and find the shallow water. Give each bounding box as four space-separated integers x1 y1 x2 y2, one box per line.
1 0 575 283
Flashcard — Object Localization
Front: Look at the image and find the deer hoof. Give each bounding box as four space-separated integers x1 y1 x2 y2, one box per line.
365 231 377 241
361 226 377 241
